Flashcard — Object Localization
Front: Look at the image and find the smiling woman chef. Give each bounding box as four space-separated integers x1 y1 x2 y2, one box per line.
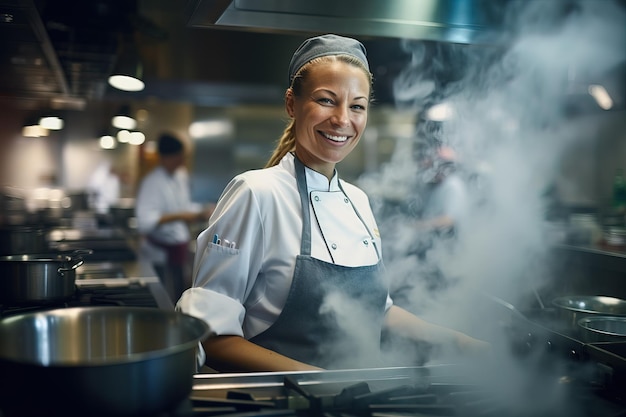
177 34 488 372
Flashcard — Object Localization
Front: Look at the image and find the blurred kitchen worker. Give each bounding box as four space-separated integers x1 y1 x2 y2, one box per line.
177 34 489 372
86 160 120 226
135 132 214 302
415 143 469 238
398 142 470 296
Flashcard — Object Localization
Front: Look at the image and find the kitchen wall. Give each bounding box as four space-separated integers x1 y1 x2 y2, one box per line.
597 111 626 206
0 100 415 206
1 98 625 213
551 110 626 210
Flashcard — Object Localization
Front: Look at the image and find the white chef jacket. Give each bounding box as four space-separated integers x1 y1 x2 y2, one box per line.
177 153 393 340
135 166 201 264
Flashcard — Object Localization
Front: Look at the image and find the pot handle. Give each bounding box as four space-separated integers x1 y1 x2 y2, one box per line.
58 258 84 276
57 249 93 276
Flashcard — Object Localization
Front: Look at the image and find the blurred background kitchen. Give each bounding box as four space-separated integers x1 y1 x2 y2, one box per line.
0 0 625 305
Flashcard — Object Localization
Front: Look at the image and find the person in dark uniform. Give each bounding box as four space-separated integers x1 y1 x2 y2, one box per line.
177 34 488 372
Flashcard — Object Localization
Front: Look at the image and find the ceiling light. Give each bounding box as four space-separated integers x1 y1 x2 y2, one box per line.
39 115 64 130
112 115 137 130
117 130 131 143
99 135 117 149
128 131 145 145
588 84 613 110
112 105 137 129
189 119 234 139
22 124 49 137
108 42 145 92
425 103 454 121
22 114 49 137
108 74 145 92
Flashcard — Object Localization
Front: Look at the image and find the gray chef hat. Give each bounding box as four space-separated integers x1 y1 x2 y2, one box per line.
288 34 369 85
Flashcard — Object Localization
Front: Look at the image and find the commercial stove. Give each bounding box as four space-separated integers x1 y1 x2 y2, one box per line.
0 276 174 318
169 294 626 417
181 363 626 417
2 285 626 417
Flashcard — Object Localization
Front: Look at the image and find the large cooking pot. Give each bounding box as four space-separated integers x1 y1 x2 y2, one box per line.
0 250 91 304
578 316 626 343
552 295 626 331
0 225 48 255
0 306 210 416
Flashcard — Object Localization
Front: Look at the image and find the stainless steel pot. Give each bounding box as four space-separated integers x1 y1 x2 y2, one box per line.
0 306 210 416
0 225 47 255
0 250 91 304
578 316 626 343
552 295 626 331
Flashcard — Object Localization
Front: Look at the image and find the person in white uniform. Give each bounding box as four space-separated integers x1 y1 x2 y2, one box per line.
416 144 469 236
177 34 488 372
135 133 213 301
86 160 120 226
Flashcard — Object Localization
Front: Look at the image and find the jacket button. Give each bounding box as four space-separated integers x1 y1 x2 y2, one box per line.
314 196 320 202
331 243 337 250
344 197 349 203
363 239 369 246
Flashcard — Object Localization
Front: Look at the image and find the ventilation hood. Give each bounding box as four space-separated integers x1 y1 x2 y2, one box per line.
186 0 509 44
187 0 626 113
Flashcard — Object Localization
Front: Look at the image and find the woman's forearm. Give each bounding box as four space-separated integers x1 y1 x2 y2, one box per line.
202 335 323 373
384 305 488 353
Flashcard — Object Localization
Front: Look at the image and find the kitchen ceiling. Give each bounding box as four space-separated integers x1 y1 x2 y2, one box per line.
0 0 516 112
0 0 625 113
0 0 436 112
0 0 301 110
187 0 516 43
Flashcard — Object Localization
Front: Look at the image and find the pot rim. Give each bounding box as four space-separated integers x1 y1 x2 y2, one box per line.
0 249 93 263
578 316 626 337
0 254 73 263
552 295 626 316
0 306 210 367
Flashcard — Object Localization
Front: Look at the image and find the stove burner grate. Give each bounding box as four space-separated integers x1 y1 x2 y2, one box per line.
0 282 160 317
72 283 158 308
181 371 626 417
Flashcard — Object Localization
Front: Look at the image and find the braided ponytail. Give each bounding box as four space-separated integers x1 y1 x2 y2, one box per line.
265 120 296 168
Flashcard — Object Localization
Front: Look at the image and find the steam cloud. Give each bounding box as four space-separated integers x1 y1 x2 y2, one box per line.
321 0 626 408
366 0 626 330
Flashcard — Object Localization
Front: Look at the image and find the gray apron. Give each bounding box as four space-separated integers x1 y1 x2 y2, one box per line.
250 156 388 369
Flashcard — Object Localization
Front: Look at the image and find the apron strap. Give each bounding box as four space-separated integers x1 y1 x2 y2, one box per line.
294 155 312 256
337 180 381 260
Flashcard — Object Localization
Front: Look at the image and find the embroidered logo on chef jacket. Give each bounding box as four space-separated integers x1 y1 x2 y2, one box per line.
310 190 379 267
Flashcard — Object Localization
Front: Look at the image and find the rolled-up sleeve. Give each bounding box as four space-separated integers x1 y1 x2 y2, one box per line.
178 176 266 336
177 287 246 337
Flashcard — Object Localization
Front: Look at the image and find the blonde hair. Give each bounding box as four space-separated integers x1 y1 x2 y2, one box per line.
265 55 373 168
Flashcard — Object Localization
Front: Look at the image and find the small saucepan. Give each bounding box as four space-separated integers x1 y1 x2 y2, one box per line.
0 249 92 305
578 316 626 343
0 306 210 416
